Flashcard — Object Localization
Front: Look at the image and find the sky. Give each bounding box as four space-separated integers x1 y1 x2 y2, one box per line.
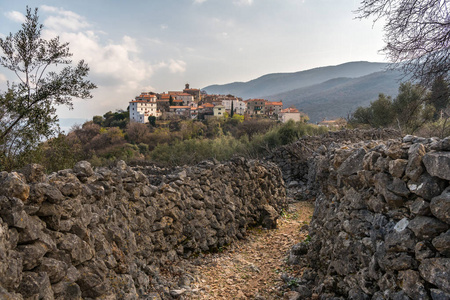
0 0 386 122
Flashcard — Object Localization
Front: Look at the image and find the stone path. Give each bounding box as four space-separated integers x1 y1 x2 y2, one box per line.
188 201 314 299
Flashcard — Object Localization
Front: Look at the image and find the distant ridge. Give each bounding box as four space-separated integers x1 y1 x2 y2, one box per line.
202 61 406 123
203 61 390 99
266 69 404 123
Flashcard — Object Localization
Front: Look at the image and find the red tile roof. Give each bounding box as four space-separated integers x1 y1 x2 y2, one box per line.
130 100 157 103
170 106 190 109
281 107 300 113
266 101 283 106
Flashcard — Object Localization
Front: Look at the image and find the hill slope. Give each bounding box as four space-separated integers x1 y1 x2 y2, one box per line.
265 70 404 123
203 61 390 99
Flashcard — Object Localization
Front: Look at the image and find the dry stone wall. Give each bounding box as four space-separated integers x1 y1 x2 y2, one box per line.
266 129 401 198
0 157 286 299
287 135 450 299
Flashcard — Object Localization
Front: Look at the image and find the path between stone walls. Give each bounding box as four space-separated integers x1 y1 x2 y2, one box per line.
184 201 314 299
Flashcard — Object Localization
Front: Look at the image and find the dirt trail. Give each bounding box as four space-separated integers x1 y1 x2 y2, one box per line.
189 201 314 299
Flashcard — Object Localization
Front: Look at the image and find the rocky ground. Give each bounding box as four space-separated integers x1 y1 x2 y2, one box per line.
175 200 314 299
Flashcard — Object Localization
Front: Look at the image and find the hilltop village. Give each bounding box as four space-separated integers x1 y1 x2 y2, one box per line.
129 84 311 124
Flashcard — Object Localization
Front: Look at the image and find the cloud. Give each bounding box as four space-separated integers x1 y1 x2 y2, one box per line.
41 5 90 31
37 7 160 116
168 59 186 73
160 24 168 30
5 11 26 23
233 0 254 6
0 73 7 83
194 0 208 4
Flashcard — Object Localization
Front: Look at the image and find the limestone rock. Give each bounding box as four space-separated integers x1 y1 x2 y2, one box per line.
17 241 50 270
389 159 408 178
18 272 53 299
36 257 68 284
423 151 450 180
0 172 30 201
430 289 450 300
430 190 450 224
432 230 450 256
337 148 367 176
407 173 446 201
398 270 429 300
405 143 426 181
20 164 46 183
419 258 450 293
408 216 449 240
409 198 431 216
260 204 279 229
73 161 94 179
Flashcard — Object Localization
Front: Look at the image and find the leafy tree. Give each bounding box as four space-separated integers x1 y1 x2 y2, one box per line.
0 7 96 170
102 110 129 128
93 115 104 126
349 83 434 134
370 94 395 127
392 82 434 134
350 106 372 127
428 76 450 120
357 0 450 85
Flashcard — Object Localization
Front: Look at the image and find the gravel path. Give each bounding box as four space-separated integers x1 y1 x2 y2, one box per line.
188 201 314 299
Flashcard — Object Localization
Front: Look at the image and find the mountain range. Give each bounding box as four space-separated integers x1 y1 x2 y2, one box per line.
203 61 406 123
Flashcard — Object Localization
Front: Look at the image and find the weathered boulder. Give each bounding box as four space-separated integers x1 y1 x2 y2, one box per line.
423 151 450 180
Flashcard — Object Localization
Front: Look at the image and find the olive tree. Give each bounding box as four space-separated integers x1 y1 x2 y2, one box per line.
357 0 450 85
0 7 96 170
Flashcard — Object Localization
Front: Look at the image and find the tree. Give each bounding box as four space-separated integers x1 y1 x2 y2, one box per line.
357 0 450 85
349 93 394 128
391 82 434 134
0 7 96 170
370 94 395 127
349 83 434 134
230 101 234 118
428 76 450 120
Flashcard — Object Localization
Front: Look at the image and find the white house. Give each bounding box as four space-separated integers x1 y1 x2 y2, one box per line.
129 93 161 123
213 105 226 117
222 98 246 115
279 107 301 123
